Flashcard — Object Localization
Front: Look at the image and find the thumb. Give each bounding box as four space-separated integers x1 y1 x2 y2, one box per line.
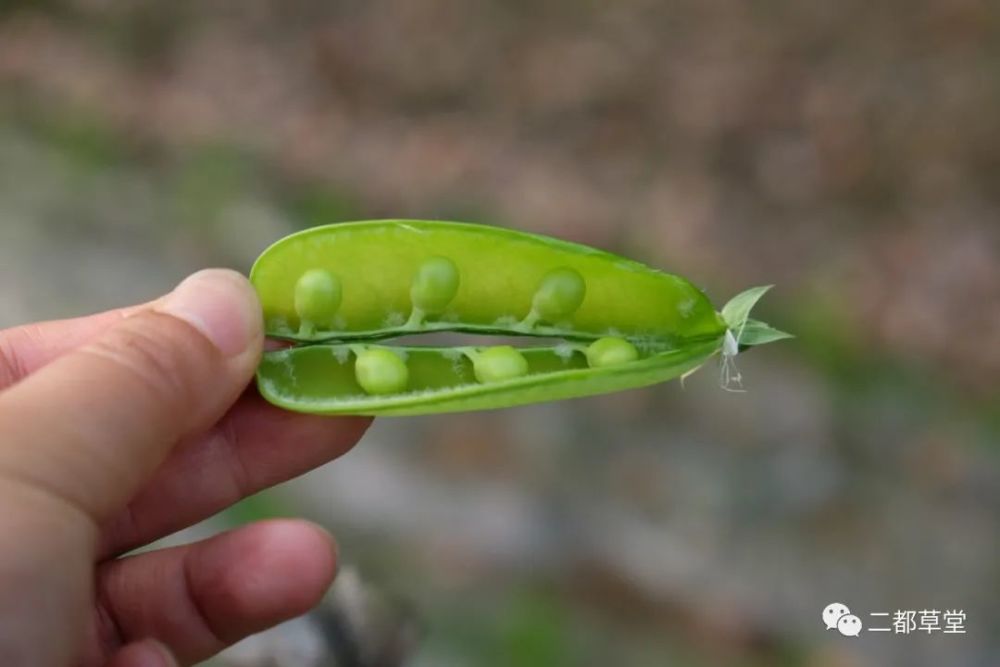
0 269 262 522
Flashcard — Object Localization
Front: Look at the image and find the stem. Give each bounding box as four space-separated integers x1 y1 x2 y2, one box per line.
403 307 425 329
515 309 541 332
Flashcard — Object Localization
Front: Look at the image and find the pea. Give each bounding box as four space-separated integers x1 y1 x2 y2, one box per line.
354 348 409 395
294 269 341 334
471 346 530 384
410 256 460 315
249 220 790 416
585 337 639 368
530 267 585 323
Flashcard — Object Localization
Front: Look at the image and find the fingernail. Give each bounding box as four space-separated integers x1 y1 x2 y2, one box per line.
158 269 261 357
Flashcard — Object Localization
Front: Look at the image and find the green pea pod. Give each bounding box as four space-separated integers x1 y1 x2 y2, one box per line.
250 220 723 344
257 341 721 416
250 220 790 416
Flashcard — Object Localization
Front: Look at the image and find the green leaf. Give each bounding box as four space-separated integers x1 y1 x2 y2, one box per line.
721 285 773 332
737 318 794 347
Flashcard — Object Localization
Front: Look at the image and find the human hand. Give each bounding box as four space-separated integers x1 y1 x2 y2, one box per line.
0 270 371 666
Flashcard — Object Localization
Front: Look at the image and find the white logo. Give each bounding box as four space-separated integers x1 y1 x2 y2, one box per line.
822 602 851 630
822 604 966 636
837 614 863 637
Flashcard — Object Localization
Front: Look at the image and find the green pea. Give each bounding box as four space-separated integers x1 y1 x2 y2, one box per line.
294 269 341 330
585 337 639 368
354 348 409 395
410 256 460 315
472 346 529 384
531 267 585 322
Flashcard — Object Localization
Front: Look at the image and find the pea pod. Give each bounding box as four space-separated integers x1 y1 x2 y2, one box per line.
250 220 790 416
251 220 723 344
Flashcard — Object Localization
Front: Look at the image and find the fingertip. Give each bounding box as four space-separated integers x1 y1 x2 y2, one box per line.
94 519 342 664
254 518 339 601
157 269 263 360
190 519 338 630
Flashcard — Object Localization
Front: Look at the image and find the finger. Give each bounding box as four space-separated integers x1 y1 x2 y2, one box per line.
0 304 149 390
92 520 336 666
99 390 370 557
0 269 262 523
0 300 290 390
104 639 178 667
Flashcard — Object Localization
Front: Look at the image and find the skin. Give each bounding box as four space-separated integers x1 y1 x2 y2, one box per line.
0 269 371 667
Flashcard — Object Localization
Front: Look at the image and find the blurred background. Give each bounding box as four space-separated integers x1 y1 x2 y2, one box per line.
0 0 998 665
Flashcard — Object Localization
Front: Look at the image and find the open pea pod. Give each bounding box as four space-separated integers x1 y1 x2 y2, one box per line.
250 220 790 416
257 341 722 416
251 220 724 344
